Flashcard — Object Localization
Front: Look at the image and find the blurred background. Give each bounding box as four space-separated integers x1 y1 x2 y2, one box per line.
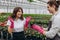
0 0 50 14
0 0 54 40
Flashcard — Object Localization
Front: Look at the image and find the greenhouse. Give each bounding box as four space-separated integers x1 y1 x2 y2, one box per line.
0 0 60 40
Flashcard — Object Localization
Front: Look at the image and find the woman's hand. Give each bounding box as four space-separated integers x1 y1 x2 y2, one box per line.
24 27 28 32
43 28 48 31
24 16 32 31
8 26 13 34
43 31 46 35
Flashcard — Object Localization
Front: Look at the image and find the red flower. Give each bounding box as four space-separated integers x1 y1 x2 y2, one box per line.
0 22 7 27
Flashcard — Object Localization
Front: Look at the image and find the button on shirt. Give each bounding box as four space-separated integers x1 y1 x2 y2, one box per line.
7 18 26 32
45 11 60 39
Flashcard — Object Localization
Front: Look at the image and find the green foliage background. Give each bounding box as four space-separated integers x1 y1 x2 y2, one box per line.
0 13 52 39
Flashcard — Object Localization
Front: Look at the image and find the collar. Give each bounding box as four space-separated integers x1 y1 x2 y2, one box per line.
53 11 59 16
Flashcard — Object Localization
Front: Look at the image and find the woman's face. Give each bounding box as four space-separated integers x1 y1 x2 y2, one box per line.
47 4 55 14
16 9 22 18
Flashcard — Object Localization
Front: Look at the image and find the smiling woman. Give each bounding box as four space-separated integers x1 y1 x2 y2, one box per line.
6 7 31 40
7 7 26 40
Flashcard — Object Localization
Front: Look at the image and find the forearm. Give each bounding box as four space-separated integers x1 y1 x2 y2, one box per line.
43 29 58 39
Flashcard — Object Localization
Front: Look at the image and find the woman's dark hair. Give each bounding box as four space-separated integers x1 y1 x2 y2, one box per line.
11 7 24 20
47 1 59 11
56 1 60 5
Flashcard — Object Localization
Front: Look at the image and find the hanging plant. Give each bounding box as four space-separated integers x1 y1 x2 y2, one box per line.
27 0 34 2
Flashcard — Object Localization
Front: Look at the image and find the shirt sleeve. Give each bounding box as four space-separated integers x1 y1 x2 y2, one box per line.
45 16 60 39
6 20 11 26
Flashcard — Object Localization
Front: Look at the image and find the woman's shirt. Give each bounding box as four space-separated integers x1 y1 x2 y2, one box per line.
7 18 26 32
45 11 60 39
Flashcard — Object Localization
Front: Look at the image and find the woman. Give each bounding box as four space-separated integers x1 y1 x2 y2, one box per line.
31 1 60 40
7 7 31 40
42 1 60 40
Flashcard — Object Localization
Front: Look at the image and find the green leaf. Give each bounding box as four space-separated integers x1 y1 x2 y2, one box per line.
27 0 34 2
